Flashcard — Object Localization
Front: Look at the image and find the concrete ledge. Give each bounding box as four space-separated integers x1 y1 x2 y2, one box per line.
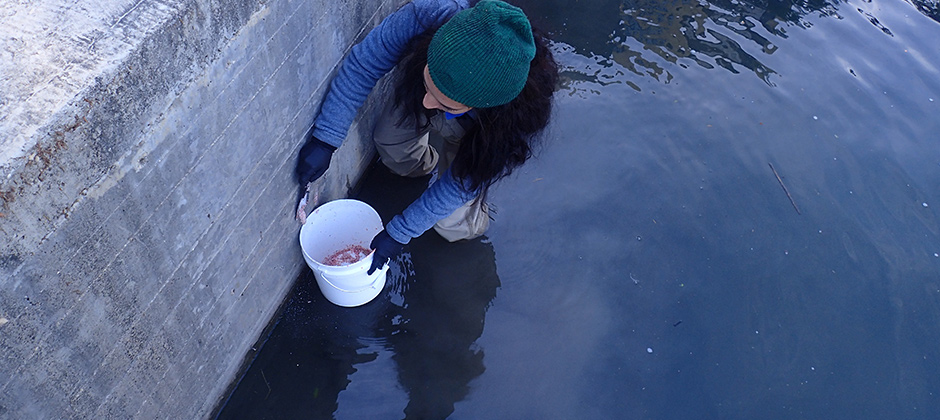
0 0 401 417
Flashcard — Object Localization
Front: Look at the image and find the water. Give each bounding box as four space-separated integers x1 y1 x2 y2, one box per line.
217 0 940 418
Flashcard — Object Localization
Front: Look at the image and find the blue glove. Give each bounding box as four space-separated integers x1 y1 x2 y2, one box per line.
296 133 337 185
368 229 404 275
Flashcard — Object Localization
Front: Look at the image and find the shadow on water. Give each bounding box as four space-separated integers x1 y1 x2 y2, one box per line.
216 164 500 419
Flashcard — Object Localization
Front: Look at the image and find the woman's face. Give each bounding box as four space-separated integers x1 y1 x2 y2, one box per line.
422 65 472 114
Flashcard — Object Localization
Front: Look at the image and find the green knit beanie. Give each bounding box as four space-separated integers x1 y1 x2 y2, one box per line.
427 0 536 108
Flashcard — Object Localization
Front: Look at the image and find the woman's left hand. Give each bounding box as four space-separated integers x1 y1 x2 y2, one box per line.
369 229 404 275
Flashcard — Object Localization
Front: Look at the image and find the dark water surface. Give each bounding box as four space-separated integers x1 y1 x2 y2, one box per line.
218 0 940 418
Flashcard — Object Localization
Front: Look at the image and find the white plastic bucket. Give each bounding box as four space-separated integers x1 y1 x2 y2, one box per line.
299 199 388 307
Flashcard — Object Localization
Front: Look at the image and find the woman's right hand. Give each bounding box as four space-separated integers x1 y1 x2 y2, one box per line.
296 134 336 186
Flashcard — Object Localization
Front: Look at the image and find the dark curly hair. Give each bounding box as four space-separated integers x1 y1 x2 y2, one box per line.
392 26 558 196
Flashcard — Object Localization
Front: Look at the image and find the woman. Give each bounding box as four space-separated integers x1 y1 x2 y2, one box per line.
296 0 558 274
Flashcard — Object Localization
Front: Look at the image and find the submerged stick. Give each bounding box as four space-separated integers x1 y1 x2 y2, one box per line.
262 369 272 400
769 163 801 215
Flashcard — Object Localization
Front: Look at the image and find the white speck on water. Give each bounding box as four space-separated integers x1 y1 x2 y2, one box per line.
923 202 929 207
811 367 815 371
647 347 653 353
813 115 818 120
934 253 938 257
930 98 935 102
0 317 8 327
818 230 823 234
755 330 759 334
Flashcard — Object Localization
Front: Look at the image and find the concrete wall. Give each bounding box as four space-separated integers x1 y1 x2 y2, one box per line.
0 0 401 417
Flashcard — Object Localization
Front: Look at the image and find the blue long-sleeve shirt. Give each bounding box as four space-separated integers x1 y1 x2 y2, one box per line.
310 0 477 244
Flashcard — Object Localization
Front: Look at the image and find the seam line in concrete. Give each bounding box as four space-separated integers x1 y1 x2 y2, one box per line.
148 144 297 417
112 0 149 30
145 1 400 414
6 2 189 280
1 0 297 399
94 3 343 415
193 0 398 328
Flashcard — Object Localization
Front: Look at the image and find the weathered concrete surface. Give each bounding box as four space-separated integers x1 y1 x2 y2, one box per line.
0 0 401 417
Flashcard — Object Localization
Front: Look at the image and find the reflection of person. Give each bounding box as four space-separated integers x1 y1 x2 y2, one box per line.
296 0 558 272
383 232 501 419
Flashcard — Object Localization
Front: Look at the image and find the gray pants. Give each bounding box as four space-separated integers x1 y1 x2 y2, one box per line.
372 101 489 241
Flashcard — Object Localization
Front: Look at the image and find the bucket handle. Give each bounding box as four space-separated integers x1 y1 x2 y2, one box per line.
318 265 389 293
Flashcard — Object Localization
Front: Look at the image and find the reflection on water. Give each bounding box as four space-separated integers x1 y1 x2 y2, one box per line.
615 0 787 84
381 235 499 419
912 0 940 22
518 0 851 87
357 165 501 419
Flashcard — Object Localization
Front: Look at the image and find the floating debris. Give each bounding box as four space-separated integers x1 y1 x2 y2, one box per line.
647 347 653 353
0 317 8 327
769 163 801 215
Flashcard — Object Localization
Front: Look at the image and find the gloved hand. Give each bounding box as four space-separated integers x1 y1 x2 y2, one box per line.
368 229 404 275
296 134 337 186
